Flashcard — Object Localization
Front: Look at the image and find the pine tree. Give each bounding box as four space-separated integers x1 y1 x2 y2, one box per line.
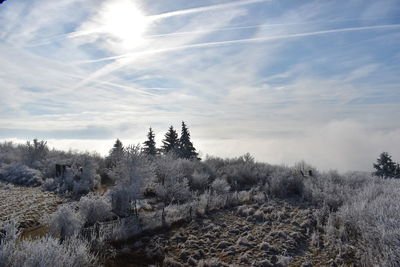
179 121 199 160
143 127 157 156
395 163 400 179
161 126 179 155
373 152 397 178
106 139 124 168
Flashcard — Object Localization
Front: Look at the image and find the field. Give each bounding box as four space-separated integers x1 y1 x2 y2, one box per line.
0 183 62 229
106 199 360 266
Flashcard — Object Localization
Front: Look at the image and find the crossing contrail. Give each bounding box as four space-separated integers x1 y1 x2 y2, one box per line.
74 23 400 89
77 24 400 64
26 0 269 47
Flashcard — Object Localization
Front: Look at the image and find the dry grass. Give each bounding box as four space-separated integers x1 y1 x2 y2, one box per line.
0 183 62 229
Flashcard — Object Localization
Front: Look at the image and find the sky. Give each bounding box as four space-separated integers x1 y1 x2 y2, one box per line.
0 0 399 172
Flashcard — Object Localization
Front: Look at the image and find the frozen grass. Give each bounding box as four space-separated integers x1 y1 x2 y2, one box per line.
0 182 61 227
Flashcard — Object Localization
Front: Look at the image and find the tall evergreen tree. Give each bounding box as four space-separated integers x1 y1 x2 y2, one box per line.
161 126 179 154
179 121 199 160
106 139 124 168
143 127 157 156
373 152 397 178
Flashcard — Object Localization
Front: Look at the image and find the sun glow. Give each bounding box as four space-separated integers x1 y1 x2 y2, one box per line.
97 0 149 49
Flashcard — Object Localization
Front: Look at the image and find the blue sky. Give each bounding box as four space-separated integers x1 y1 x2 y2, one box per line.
0 0 400 171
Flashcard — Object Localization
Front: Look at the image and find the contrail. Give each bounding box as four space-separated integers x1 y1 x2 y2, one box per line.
147 0 268 20
25 0 268 47
145 16 400 39
73 23 400 89
77 24 400 64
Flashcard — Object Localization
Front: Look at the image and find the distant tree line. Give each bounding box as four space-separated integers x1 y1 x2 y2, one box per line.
373 152 400 178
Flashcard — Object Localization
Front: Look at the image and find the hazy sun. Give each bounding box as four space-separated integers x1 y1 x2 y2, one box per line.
99 0 148 48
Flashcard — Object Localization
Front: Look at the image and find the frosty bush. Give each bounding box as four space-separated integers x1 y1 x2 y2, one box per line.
269 168 304 198
109 187 132 217
72 157 101 198
78 193 113 226
0 234 96 267
0 141 22 165
0 219 20 244
108 145 155 215
165 202 195 224
303 171 374 211
334 179 400 266
22 139 49 169
210 177 230 195
190 170 210 192
155 177 192 204
44 205 83 241
46 156 103 198
0 163 43 186
204 154 274 191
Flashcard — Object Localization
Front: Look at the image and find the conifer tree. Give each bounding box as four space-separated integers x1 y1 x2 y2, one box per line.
373 152 397 178
143 127 157 156
106 139 124 168
161 126 179 154
179 121 199 160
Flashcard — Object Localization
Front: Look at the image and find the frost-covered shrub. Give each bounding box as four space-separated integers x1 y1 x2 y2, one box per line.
302 170 400 266
334 179 400 266
44 205 83 241
190 170 210 192
0 219 20 245
208 192 228 211
196 191 211 216
109 187 131 217
0 163 43 186
303 171 374 211
155 177 192 205
108 145 155 214
72 157 101 198
204 154 274 190
78 193 113 226
211 178 230 195
153 156 193 204
269 168 304 198
21 139 49 169
0 141 22 165
0 234 96 267
165 202 195 224
153 154 185 185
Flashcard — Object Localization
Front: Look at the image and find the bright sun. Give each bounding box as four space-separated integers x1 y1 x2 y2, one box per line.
99 0 148 48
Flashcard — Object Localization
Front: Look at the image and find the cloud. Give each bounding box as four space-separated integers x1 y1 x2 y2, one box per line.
0 0 399 172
